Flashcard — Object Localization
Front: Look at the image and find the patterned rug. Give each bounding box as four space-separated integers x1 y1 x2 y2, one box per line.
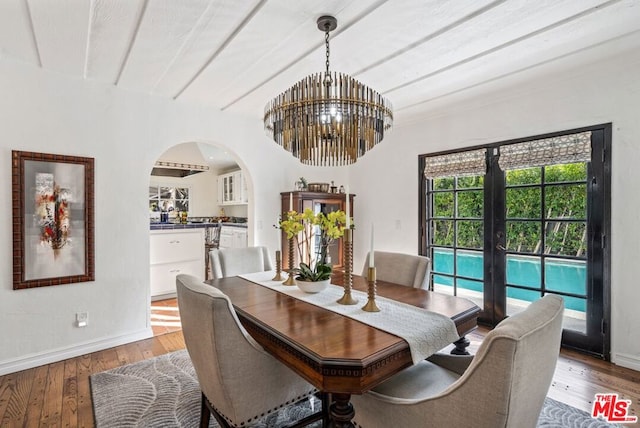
90 349 620 427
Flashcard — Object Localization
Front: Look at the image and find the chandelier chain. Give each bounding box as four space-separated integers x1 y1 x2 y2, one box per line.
325 30 330 76
324 29 332 87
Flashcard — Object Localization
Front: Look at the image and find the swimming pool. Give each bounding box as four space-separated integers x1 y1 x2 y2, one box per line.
432 249 586 312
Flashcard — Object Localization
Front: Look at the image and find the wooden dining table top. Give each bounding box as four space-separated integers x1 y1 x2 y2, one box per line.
205 273 480 394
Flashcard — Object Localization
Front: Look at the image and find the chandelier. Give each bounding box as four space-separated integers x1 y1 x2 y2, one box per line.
264 16 393 166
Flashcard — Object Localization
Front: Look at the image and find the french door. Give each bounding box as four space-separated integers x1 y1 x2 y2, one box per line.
419 124 611 359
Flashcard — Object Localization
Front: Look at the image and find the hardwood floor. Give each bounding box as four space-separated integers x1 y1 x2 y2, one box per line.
0 299 638 427
150 298 182 336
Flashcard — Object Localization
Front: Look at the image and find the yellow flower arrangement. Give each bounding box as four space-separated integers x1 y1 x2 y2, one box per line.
279 208 349 281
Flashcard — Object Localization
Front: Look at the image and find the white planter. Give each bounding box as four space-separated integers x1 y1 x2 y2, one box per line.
295 278 330 293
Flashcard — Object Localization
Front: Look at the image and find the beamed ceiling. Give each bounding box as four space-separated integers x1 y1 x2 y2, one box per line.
1 0 639 126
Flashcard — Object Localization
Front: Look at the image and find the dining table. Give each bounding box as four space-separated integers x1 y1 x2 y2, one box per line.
205 272 480 428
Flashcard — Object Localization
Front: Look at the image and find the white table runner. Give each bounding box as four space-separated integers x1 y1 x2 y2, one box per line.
239 271 460 364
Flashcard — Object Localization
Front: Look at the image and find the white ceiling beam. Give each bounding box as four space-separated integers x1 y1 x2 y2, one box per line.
27 0 91 75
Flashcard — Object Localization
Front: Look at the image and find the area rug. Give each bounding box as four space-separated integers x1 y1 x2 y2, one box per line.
90 350 621 427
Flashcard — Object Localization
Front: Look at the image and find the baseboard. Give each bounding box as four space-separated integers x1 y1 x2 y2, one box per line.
0 328 153 376
612 352 640 372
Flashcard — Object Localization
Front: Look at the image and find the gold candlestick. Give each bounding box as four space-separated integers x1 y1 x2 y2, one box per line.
271 250 285 281
337 229 357 305
362 267 380 312
283 237 297 286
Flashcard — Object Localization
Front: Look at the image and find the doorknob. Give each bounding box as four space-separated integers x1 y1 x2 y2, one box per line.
497 243 506 251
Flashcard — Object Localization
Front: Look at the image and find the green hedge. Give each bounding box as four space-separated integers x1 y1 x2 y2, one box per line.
431 163 587 256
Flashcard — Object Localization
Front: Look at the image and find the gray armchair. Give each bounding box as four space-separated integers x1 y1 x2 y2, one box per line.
176 274 321 428
351 294 564 428
209 246 273 279
362 251 431 289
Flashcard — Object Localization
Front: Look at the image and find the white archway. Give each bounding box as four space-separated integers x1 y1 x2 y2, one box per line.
147 140 255 309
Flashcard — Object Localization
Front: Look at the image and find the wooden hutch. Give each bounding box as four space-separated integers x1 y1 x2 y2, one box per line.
280 191 355 270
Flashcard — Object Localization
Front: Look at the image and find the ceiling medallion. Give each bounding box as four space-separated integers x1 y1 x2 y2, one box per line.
264 16 393 166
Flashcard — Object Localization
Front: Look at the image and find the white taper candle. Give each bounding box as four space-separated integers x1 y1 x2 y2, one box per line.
369 223 375 267
345 186 350 228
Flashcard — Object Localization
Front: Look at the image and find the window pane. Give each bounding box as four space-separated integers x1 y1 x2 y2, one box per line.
544 221 587 256
506 187 541 219
456 220 483 249
433 220 454 246
547 292 586 316
507 288 543 316
545 259 587 296
457 190 483 218
175 187 189 199
545 184 586 219
457 175 484 188
149 186 159 199
175 200 189 211
432 275 454 295
433 177 454 190
506 221 541 253
432 248 453 275
458 278 483 294
456 250 483 280
545 162 587 183
433 192 454 217
506 254 541 288
505 167 541 185
160 187 173 199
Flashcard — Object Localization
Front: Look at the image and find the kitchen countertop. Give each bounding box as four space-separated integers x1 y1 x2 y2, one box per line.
150 222 247 231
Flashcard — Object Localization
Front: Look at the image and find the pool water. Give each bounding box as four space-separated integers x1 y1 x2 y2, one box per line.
432 249 586 312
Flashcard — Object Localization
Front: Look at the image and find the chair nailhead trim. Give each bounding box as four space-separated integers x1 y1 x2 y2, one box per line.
211 390 317 427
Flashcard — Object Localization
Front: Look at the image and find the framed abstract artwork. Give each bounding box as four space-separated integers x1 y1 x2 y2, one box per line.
12 151 95 289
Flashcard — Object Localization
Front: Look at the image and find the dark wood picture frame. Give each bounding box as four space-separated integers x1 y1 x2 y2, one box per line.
12 151 95 290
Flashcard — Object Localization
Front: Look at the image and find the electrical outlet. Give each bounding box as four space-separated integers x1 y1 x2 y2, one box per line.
395 219 401 230
76 312 88 327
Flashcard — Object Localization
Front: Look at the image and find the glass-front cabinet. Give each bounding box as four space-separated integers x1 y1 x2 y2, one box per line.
218 170 248 205
280 191 355 270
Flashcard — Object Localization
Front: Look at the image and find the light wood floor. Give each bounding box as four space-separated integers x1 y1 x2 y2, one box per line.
1 299 638 427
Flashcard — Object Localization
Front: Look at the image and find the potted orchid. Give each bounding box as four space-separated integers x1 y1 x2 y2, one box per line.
280 208 348 288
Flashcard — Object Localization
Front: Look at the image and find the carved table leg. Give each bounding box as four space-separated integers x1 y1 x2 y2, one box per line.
328 393 355 428
451 336 471 355
321 392 331 427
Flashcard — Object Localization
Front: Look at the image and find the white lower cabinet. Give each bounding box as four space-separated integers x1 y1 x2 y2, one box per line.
150 229 204 298
219 226 247 249
233 228 247 248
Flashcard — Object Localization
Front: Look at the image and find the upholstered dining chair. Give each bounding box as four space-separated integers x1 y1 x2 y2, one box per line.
176 274 322 428
351 294 564 428
361 251 431 289
209 246 273 279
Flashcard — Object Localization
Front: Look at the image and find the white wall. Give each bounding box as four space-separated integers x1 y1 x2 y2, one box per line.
350 48 640 370
0 58 346 374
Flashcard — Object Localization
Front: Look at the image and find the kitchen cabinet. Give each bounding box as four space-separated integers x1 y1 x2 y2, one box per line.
280 191 355 270
233 228 247 248
219 225 247 249
217 170 248 205
150 229 204 299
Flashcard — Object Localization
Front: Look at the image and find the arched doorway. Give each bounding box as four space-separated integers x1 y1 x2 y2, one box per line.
148 141 252 335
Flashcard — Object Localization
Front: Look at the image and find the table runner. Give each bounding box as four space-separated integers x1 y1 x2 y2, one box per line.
238 271 460 364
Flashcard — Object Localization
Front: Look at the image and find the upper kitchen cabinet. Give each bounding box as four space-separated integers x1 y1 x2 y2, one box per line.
218 170 248 205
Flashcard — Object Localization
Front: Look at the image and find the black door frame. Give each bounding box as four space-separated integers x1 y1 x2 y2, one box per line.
419 123 611 359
